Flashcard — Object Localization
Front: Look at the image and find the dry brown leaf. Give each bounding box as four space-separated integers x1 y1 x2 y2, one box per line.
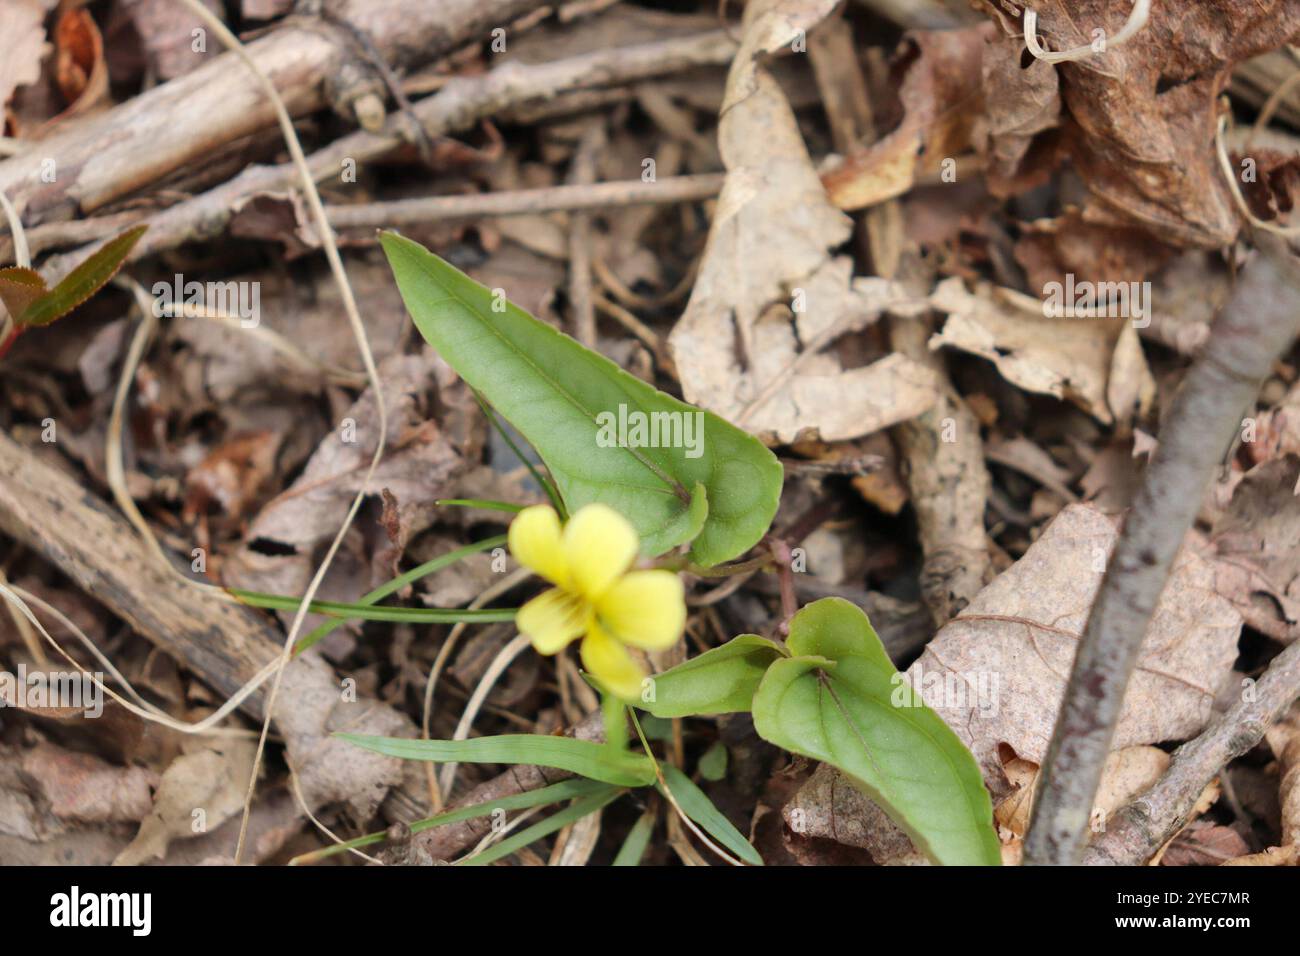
241 0 294 19
1253 382 1300 468
1014 209 1177 294
0 0 47 114
182 430 280 522
823 25 991 210
169 261 410 401
1208 455 1300 642
978 0 1300 248
229 353 465 561
1265 703 1300 847
1160 820 1252 867
973 30 1061 196
993 745 1170 865
115 739 256 866
0 740 145 863
920 504 1239 784
669 0 937 444
19 742 157 825
929 277 1154 426
784 503 1242 863
52 8 107 117
1222 844 1299 866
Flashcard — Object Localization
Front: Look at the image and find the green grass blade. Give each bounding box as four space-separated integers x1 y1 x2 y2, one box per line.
230 588 516 624
457 788 623 866
659 764 763 865
612 810 656 866
435 499 525 514
292 535 507 655
337 733 658 787
290 778 608 864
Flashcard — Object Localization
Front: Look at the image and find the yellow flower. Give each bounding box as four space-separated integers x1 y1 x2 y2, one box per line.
510 503 685 700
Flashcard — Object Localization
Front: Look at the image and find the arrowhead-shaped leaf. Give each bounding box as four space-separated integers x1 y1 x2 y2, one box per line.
752 598 1000 866
644 634 785 717
380 231 782 566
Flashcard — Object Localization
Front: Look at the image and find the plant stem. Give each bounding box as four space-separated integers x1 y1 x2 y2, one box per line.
770 538 799 634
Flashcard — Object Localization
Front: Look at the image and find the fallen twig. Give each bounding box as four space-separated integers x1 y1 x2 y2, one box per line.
38 32 736 282
566 120 606 347
1083 639 1300 865
327 174 725 230
0 0 548 226
1024 236 1300 865
0 427 415 856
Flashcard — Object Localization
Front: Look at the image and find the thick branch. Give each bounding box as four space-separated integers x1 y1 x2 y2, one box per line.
0 0 547 225
36 32 734 281
1024 237 1300 865
0 429 414 824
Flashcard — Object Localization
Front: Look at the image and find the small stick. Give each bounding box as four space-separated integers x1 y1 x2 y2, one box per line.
37 33 736 282
566 121 606 348
1083 639 1300 865
1024 235 1300 865
3 176 726 265
326 174 725 230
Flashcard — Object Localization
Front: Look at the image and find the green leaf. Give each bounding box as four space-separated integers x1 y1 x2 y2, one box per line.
612 810 656 866
290 778 609 864
15 225 147 328
751 598 1000 866
457 787 623 866
637 715 674 741
337 732 658 788
380 231 782 566
660 764 763 865
698 741 728 782
643 635 785 718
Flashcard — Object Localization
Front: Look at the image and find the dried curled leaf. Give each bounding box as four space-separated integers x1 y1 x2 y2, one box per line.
669 0 940 444
977 0 1300 248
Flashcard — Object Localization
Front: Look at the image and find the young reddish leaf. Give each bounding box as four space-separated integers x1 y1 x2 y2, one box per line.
0 267 49 324
16 224 146 328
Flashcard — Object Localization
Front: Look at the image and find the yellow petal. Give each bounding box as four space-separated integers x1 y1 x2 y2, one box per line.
508 505 570 588
596 570 685 650
517 588 589 655
563 503 638 600
580 623 647 701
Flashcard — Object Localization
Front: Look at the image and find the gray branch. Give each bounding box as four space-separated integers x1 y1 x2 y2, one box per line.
1083 638 1300 864
1023 236 1300 865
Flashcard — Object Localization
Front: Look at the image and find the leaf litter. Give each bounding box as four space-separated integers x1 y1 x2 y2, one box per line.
2 0 1300 868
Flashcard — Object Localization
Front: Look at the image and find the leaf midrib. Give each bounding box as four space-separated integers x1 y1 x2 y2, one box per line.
428 266 691 501
825 663 990 854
